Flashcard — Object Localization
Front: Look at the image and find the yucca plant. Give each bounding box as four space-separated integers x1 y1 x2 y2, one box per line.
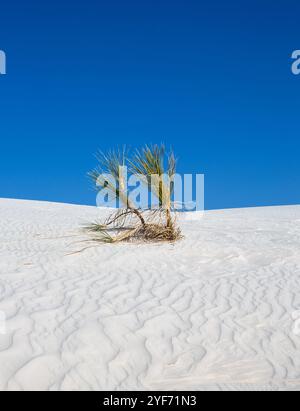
131 144 176 229
86 144 182 244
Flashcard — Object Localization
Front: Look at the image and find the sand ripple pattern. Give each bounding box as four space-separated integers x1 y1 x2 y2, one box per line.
0 199 300 391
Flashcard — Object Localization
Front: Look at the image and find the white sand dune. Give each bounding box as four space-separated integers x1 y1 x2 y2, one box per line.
0 198 300 391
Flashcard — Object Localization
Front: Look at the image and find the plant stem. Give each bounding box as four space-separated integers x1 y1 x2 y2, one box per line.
166 208 173 228
132 208 146 228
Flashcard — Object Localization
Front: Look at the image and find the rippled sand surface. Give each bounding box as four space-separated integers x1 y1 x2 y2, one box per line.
0 199 299 391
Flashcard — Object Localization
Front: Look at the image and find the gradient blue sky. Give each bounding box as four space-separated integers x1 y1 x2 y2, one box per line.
0 0 299 209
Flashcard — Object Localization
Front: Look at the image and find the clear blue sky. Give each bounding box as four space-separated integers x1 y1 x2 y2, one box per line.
0 0 299 209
